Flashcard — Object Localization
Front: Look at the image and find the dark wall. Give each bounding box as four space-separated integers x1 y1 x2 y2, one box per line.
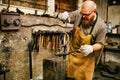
93 0 107 21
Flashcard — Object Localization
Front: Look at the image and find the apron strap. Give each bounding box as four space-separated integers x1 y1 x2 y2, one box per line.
78 13 98 44
78 17 83 27
90 12 98 34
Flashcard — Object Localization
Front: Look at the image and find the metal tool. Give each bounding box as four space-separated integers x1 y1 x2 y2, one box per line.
96 36 107 65
55 49 81 59
28 41 33 80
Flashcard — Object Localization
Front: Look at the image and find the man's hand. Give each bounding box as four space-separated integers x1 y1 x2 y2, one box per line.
58 11 70 21
79 45 93 56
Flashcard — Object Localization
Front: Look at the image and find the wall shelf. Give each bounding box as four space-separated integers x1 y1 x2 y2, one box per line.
103 32 120 63
106 33 120 38
104 46 120 52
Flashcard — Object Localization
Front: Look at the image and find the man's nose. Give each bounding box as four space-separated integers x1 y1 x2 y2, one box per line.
82 15 87 19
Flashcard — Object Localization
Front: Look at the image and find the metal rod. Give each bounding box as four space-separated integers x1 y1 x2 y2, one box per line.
29 49 32 79
7 0 10 11
4 72 6 80
59 0 60 13
106 0 109 22
28 41 33 79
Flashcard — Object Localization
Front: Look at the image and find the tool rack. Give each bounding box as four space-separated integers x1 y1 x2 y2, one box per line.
32 30 71 53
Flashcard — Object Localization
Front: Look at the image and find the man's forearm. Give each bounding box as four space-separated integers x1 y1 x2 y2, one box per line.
92 43 103 51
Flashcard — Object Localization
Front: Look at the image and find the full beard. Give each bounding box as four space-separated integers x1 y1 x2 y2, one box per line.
81 15 94 28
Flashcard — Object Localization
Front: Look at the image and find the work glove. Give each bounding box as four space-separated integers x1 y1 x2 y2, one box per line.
79 45 93 56
58 11 70 22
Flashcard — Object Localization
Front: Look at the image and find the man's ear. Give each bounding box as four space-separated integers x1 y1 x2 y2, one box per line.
93 9 97 13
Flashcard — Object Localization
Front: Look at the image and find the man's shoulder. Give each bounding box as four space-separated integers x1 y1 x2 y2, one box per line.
97 16 106 28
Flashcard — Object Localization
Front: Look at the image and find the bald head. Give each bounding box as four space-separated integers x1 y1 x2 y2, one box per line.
81 0 97 13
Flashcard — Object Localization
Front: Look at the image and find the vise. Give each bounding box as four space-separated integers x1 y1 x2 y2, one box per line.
0 12 21 31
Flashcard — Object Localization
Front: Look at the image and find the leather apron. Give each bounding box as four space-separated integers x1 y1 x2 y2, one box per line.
66 27 95 80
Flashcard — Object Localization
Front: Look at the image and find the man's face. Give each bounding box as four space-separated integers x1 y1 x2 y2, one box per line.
80 9 95 28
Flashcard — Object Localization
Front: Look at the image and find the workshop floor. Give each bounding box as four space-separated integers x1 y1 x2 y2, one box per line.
94 71 120 80
93 64 120 80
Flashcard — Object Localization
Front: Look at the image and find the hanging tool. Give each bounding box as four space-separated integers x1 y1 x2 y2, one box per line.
32 32 39 52
55 20 71 59
28 32 40 80
27 32 40 80
28 41 34 80
16 8 24 14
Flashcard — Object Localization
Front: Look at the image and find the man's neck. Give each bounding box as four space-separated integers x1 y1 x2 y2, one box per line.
93 13 97 22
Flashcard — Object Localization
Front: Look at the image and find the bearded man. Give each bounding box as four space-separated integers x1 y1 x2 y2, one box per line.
58 0 106 80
